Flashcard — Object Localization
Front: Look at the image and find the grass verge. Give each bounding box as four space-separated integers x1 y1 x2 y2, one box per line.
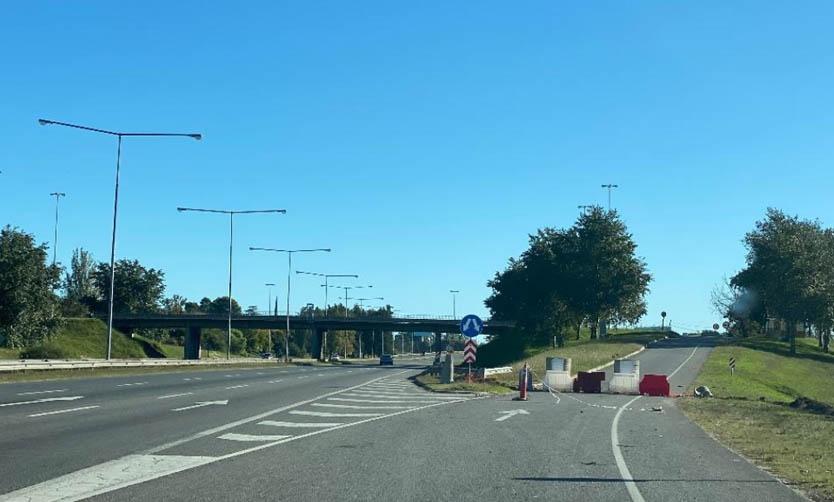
679 336 834 501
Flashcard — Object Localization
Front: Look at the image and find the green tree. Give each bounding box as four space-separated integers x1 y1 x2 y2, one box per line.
0 226 62 348
61 248 98 316
91 259 166 314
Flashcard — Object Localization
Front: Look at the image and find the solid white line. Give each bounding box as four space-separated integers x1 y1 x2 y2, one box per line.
612 395 645 502
0 396 84 407
289 410 383 418
157 392 194 400
312 403 413 410
17 389 68 396
225 385 249 390
343 392 464 400
28 405 100 418
669 347 699 378
218 433 292 442
259 421 344 428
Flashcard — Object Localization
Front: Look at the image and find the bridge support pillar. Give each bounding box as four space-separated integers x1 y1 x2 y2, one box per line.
184 326 202 360
314 328 327 362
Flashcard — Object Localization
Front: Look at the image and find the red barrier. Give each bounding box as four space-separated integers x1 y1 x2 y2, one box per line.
575 371 605 393
639 374 670 396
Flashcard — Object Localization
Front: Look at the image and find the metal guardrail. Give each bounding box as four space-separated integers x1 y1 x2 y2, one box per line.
0 358 305 373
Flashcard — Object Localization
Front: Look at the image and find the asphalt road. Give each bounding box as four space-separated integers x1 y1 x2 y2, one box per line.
0 339 808 502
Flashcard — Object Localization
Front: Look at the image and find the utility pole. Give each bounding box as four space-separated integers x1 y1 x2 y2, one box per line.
601 184 619 210
49 192 66 265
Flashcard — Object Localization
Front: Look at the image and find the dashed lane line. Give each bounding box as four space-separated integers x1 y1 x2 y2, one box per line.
157 393 194 400
28 405 100 418
225 385 249 390
116 382 148 387
16 389 68 396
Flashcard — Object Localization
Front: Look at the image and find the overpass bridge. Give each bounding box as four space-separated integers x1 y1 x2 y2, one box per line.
109 313 515 360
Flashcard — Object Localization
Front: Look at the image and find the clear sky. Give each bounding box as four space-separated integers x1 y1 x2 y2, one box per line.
2 2 834 333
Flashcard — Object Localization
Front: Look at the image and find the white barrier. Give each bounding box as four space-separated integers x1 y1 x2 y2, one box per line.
544 370 573 392
0 358 296 373
477 366 513 379
609 359 640 394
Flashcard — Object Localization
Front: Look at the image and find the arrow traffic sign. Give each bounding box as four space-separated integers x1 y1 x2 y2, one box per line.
463 339 477 364
460 314 483 338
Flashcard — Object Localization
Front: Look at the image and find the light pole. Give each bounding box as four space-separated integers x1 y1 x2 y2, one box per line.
295 271 358 317
450 289 460 319
355 297 383 359
326 285 373 317
40 119 201 360
265 283 276 315
601 183 619 210
49 192 66 265
250 248 331 362
356 297 384 311
578 204 593 215
178 208 286 359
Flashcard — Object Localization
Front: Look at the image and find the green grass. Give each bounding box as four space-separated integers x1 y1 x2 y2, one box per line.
413 372 513 394
0 347 19 359
679 336 834 500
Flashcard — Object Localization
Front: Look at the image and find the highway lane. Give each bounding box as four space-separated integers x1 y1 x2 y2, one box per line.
1 342 808 501
0 361 429 496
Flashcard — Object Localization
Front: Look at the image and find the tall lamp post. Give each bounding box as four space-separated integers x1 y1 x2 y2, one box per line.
295 271 358 316
578 204 593 215
601 183 619 210
40 119 201 360
356 297 384 311
265 283 276 315
450 289 460 319
178 208 286 359
250 248 331 362
326 285 373 317
49 192 66 265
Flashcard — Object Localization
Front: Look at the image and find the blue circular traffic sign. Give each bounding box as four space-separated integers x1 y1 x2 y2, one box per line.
460 314 483 338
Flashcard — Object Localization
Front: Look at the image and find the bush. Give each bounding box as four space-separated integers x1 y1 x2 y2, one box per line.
20 344 71 360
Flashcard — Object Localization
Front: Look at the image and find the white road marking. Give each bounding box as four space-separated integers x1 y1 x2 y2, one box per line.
0 396 84 407
16 389 68 396
289 410 383 418
297 376 309 379
316 373 324 377
312 403 413 410
173 400 229 412
28 405 100 418
259 421 344 428
256 372 265 375
328 397 445 404
343 392 464 400
495 409 530 422
157 392 194 400
219 433 292 442
116 382 148 387
0 454 216 502
612 395 645 502
225 385 249 390
2 371 468 501
267 379 284 384
669 347 699 378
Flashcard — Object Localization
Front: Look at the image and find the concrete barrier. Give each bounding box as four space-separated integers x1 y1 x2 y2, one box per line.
476 366 513 379
543 370 573 392
609 359 640 394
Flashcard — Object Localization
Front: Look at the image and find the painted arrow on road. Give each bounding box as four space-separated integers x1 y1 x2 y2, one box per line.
495 409 530 422
172 400 229 412
0 396 84 407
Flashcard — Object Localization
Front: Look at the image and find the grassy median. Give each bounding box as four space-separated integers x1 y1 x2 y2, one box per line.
679 336 834 501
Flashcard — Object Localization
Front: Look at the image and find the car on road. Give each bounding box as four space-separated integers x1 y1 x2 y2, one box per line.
330 353 341 361
259 352 273 359
379 354 394 365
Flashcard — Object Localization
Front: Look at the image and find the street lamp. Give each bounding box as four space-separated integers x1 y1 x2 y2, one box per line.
295 271 358 317
250 248 331 362
49 192 66 266
601 184 619 210
178 208 286 359
450 290 460 319
326 285 373 317
578 204 593 214
265 283 277 315
356 297 384 311
40 119 201 360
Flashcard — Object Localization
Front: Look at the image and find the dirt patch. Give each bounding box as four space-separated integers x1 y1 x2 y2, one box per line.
788 397 834 417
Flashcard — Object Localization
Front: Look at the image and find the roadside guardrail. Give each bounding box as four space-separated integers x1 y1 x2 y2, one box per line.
0 358 309 372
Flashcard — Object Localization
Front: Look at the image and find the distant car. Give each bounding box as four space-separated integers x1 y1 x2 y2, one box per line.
330 353 341 361
379 354 394 366
259 352 274 359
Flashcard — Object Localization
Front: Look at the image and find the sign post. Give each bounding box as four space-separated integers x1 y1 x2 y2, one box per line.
460 314 483 382
729 357 736 375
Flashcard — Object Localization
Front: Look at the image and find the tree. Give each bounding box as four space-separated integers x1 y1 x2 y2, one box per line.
0 226 62 348
62 248 98 316
732 209 834 355
486 208 651 345
199 296 242 315
91 259 166 314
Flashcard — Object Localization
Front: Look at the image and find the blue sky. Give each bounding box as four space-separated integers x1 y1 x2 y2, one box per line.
2 1 834 332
